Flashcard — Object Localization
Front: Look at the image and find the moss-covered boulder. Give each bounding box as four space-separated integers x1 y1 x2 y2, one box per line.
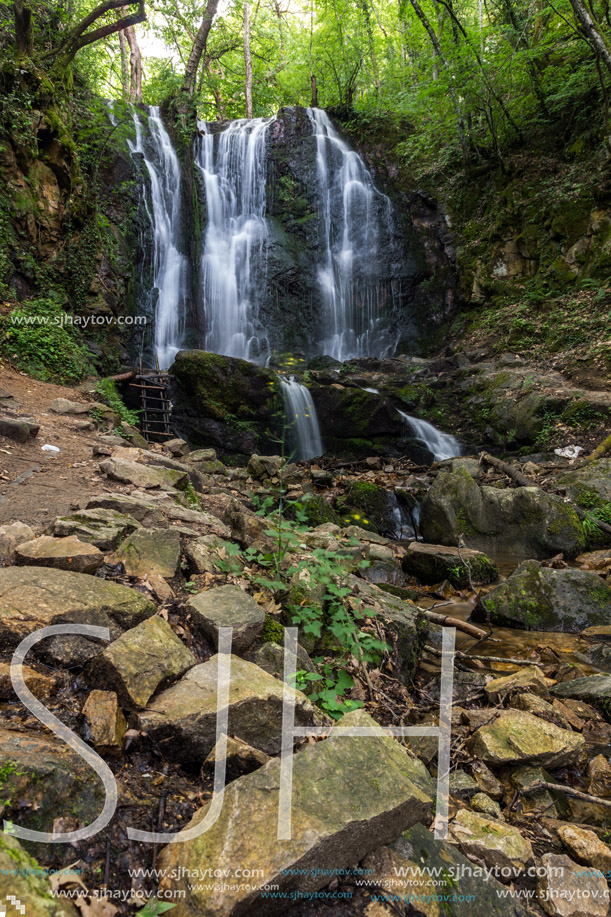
170 350 282 457
474 560 611 632
468 710 584 768
402 542 498 587
109 528 181 578
420 470 585 558
0 831 78 917
296 493 341 527
339 480 397 533
449 810 533 876
310 384 406 458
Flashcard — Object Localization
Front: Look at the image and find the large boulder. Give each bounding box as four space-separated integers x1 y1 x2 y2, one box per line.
169 350 281 457
473 560 611 632
0 831 78 917
468 710 584 768
14 535 104 575
86 615 196 709
100 457 188 491
156 709 433 916
403 542 498 587
51 508 140 550
137 655 321 766
109 528 181 578
186 584 265 654
420 470 585 558
560 458 611 507
0 567 156 665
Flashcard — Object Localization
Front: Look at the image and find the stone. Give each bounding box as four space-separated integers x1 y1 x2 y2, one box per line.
402 542 498 587
470 760 505 800
246 641 315 681
247 453 284 479
510 765 568 818
0 566 155 664
137 655 322 766
140 451 208 491
485 665 551 702
560 458 611 507
537 853 609 917
86 615 196 710
100 457 188 490
471 791 504 820
157 710 433 916
82 689 126 751
187 447 217 463
51 508 140 550
474 561 611 632
110 528 180 578
449 809 533 877
14 535 104 574
0 727 106 841
0 832 78 917
50 397 90 414
364 822 528 917
164 437 190 457
86 492 165 526
186 584 265 654
509 692 571 729
449 769 479 800
588 755 611 798
184 535 244 575
420 471 585 558
468 710 584 768
361 543 405 586
201 736 270 783
0 521 34 560
557 824 611 874
0 417 39 442
0 662 56 699
552 674 611 705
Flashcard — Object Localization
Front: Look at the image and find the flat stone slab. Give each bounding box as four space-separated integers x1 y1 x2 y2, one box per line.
402 542 498 587
468 710 584 768
86 492 165 527
0 566 156 664
52 508 140 550
14 534 104 574
137 655 321 765
100 457 188 490
50 398 90 414
187 584 265 653
552 674 611 704
110 528 181 578
449 809 533 876
87 615 196 709
157 709 433 916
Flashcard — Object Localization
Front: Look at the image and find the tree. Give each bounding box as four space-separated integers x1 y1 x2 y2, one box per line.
181 0 221 96
244 0 253 117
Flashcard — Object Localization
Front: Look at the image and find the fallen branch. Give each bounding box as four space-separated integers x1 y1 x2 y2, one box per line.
585 433 611 464
424 645 540 667
521 780 611 810
420 611 487 639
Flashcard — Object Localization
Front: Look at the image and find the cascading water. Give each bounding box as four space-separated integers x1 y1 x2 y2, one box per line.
279 377 323 461
128 106 188 370
307 108 398 361
195 118 273 362
398 409 461 462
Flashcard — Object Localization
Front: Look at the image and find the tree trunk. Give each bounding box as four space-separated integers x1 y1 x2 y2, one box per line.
311 74 318 107
181 0 221 96
568 0 611 75
206 60 227 119
125 22 142 101
14 0 34 57
48 0 146 77
244 0 253 118
118 27 130 99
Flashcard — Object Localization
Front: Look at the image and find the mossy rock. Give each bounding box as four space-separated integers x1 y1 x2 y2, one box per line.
340 481 396 532
294 493 341 527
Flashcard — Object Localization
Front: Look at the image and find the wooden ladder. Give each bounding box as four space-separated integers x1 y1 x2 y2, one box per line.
132 366 174 442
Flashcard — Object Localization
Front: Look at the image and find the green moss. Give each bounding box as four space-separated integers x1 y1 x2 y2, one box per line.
260 615 285 645
297 494 341 527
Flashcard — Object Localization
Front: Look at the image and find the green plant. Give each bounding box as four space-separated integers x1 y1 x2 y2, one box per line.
184 581 198 594
94 378 140 426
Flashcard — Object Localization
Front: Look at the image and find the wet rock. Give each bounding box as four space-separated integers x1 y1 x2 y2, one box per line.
557 824 611 874
51 508 140 550
86 615 196 710
14 535 104 575
421 471 585 558
468 710 584 768
474 561 611 632
402 542 498 587
109 527 181 578
0 727 105 840
537 852 609 917
485 665 551 702
449 809 533 877
137 655 322 766
100 457 188 490
340 480 398 532
0 832 78 917
0 566 155 663
201 736 270 783
0 662 56 700
50 398 90 414
82 689 126 751
157 709 433 916
0 521 34 560
471 791 504 820
187 584 265 654
552 674 611 705
0 417 39 442
587 755 611 797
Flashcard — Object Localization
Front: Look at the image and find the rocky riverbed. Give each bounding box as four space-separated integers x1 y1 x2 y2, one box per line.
0 368 611 917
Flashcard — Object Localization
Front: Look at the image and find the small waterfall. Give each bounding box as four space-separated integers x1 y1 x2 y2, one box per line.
307 108 397 362
195 118 273 362
128 106 188 370
280 377 323 461
398 410 461 462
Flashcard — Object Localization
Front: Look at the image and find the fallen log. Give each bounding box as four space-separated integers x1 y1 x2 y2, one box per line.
421 610 487 639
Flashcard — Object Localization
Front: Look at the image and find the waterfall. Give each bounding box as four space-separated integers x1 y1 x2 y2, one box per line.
128 106 188 370
398 410 462 462
307 108 398 362
195 118 273 362
280 377 323 461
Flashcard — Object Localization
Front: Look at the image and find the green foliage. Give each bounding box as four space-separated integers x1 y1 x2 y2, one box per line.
0 294 92 383
94 378 140 426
